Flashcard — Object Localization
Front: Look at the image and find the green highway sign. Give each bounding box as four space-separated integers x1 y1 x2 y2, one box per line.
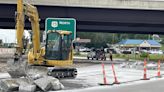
45 18 76 40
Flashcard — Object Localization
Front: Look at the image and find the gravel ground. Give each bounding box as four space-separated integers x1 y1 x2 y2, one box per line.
0 59 98 73
0 58 163 91
0 62 7 73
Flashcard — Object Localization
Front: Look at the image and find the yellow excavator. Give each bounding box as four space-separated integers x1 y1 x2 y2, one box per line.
7 0 77 79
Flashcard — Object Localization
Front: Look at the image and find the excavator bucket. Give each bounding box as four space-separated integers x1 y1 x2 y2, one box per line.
7 58 48 78
7 58 27 78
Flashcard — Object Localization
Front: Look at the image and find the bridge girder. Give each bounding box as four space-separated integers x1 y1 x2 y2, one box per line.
0 4 164 34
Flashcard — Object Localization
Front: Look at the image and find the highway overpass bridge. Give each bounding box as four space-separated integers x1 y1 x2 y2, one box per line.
1 0 164 34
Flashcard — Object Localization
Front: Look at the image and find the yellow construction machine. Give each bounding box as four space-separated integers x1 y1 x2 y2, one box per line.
7 0 77 79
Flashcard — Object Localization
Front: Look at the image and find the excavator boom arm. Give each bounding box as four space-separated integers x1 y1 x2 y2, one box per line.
24 3 41 57
16 0 41 59
16 0 24 54
8 0 42 78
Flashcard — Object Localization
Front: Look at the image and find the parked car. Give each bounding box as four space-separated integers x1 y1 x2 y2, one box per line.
95 49 106 60
87 51 96 60
87 49 106 60
122 50 132 54
149 50 163 54
140 50 148 53
134 51 140 54
79 47 91 52
105 48 121 54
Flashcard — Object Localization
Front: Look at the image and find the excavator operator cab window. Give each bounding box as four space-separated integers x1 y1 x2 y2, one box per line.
45 32 72 60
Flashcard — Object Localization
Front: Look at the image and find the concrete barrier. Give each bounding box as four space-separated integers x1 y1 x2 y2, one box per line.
0 48 15 58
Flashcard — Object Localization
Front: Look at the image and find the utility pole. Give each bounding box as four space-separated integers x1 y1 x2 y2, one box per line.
148 34 151 40
112 33 115 45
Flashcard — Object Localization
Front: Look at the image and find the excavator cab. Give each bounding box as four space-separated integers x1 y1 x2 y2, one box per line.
45 30 72 60
43 30 77 79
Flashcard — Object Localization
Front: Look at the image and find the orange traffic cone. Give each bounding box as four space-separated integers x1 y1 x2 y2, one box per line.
111 63 120 84
157 60 162 78
99 62 113 85
102 62 107 84
141 59 150 80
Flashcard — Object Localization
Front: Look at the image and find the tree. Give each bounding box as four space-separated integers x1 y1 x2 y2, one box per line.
77 32 164 48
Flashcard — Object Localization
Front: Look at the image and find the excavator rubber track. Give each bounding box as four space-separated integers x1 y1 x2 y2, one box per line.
47 68 77 79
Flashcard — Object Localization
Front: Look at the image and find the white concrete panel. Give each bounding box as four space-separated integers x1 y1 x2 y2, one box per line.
1 0 164 10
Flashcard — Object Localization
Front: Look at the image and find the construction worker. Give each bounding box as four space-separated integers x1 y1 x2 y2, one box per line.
109 51 113 61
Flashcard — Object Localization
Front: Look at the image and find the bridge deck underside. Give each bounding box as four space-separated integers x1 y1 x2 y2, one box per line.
0 4 164 34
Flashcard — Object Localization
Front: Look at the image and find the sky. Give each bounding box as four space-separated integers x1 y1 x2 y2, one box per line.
0 29 30 43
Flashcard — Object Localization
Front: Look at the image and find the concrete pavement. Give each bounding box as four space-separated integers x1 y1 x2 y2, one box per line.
57 78 164 92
